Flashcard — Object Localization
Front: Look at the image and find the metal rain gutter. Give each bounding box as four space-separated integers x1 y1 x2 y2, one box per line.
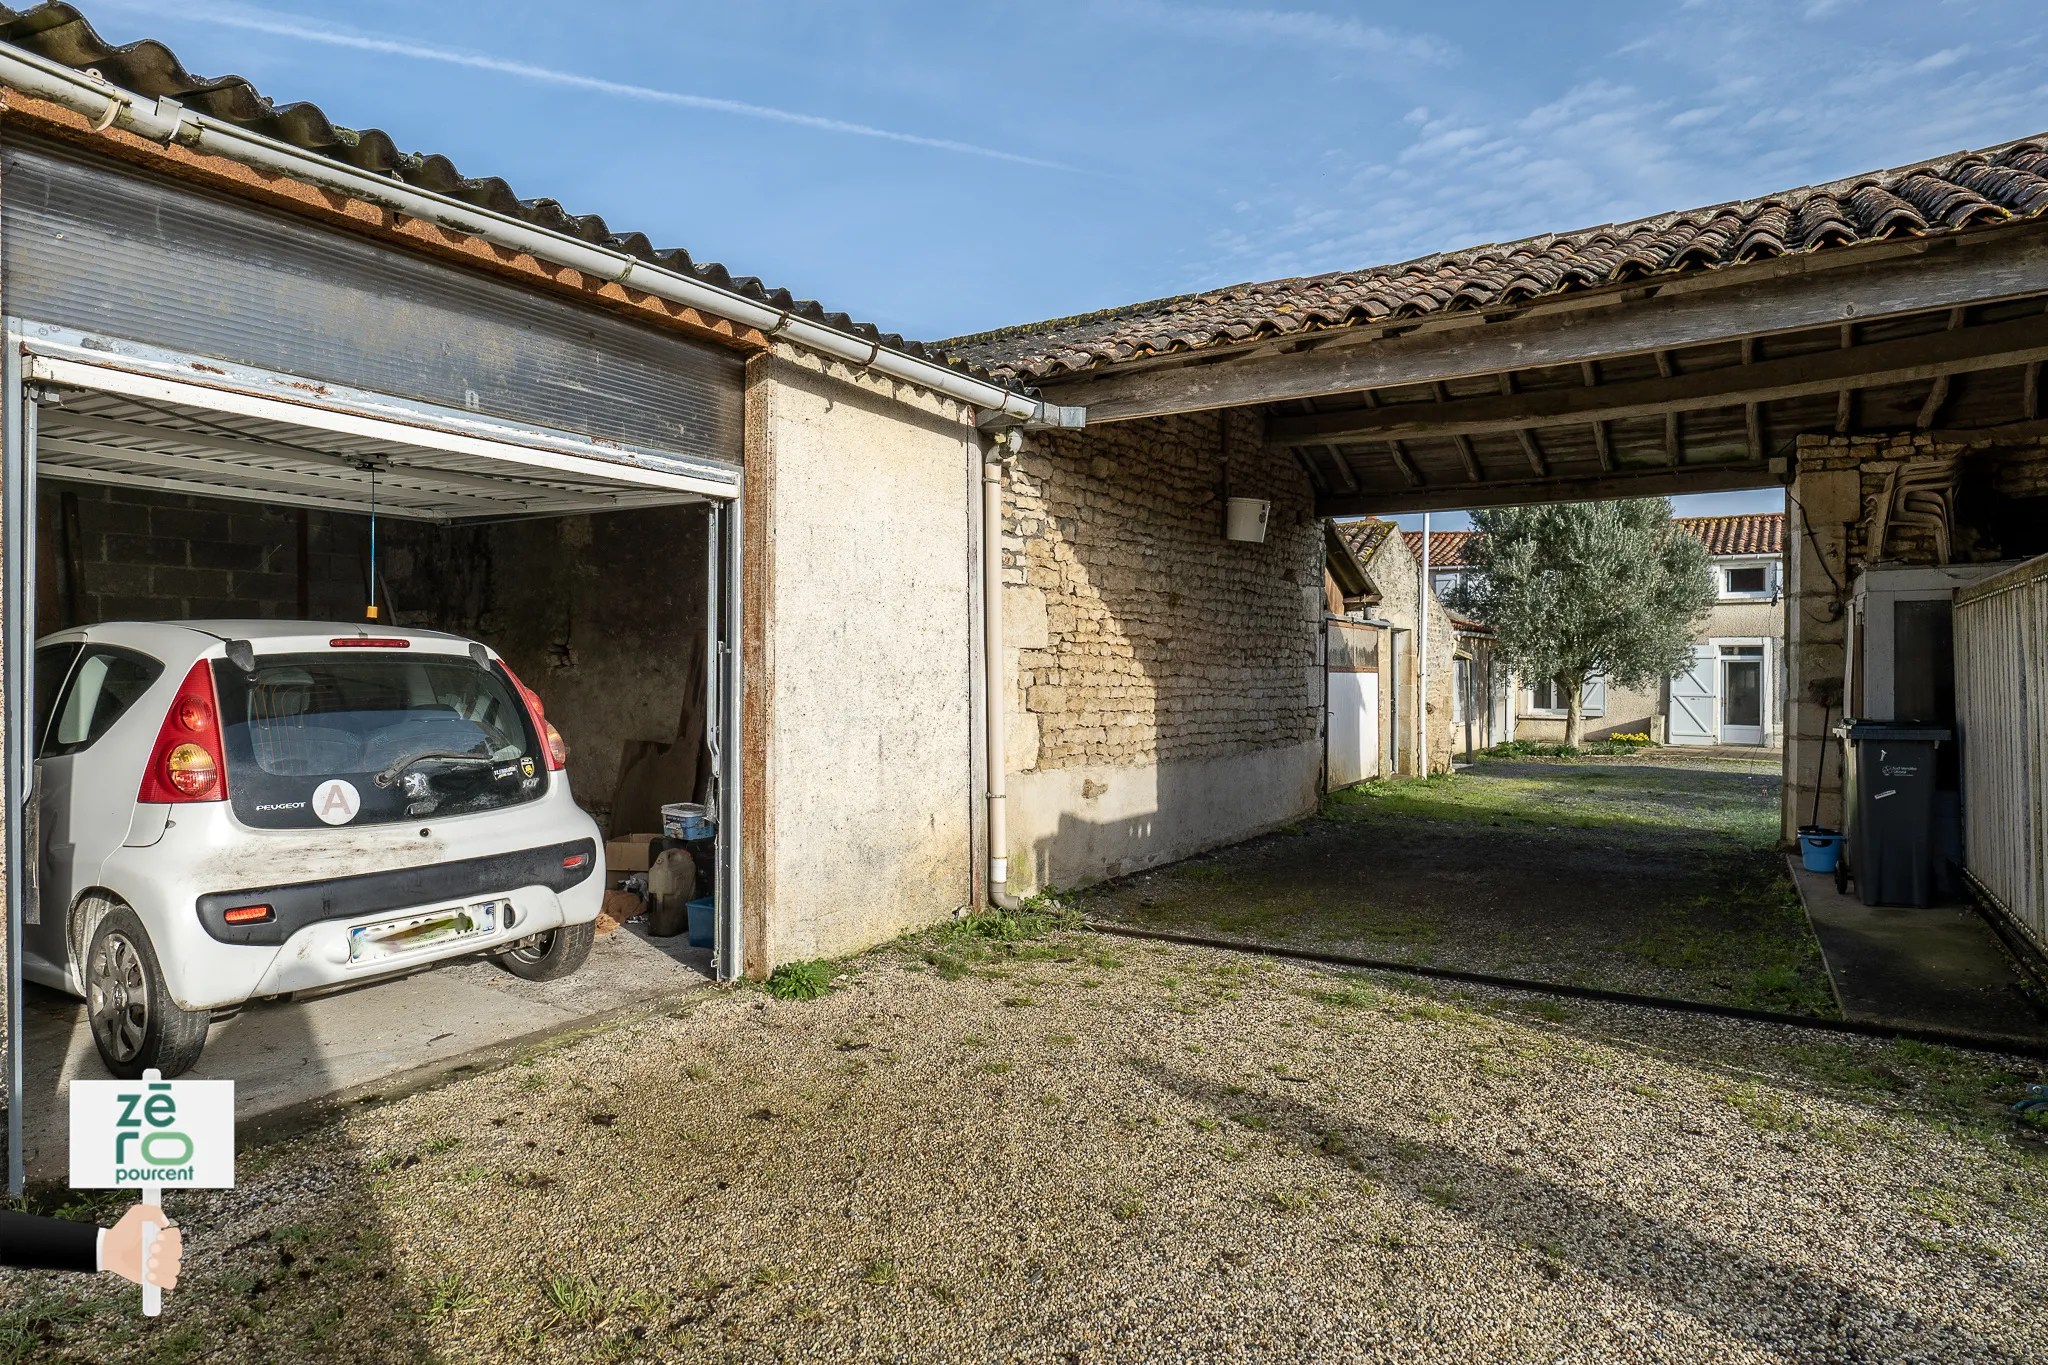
0 44 1086 432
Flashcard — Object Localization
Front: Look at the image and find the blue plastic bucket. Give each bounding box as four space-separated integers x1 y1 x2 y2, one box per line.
686 897 715 949
1799 829 1843 874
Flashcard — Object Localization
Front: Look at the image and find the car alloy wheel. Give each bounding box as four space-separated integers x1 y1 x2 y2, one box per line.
89 928 151 1065
505 931 556 967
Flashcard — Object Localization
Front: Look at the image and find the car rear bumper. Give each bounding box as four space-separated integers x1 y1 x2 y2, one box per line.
92 792 606 1010
194 837 597 944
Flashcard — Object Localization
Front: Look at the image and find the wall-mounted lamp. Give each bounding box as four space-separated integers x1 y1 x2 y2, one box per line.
1225 497 1270 543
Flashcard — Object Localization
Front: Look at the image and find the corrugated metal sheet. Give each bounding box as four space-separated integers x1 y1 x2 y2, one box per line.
3 138 744 463
1955 553 2048 957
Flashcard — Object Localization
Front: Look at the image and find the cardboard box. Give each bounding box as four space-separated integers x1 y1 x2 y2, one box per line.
605 839 654 873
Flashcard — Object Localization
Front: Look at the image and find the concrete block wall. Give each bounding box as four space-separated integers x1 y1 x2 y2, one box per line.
1000 410 1325 888
35 479 372 634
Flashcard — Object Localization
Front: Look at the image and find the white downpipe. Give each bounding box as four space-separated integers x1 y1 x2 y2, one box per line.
982 444 1024 912
1419 512 1431 773
0 45 1082 431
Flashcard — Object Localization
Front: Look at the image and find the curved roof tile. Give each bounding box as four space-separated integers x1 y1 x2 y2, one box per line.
942 133 2048 383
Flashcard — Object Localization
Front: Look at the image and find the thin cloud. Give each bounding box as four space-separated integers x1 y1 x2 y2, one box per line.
153 5 1068 170
1114 1 1454 64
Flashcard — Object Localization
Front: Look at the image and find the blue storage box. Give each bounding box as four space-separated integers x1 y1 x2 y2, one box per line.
686 896 715 949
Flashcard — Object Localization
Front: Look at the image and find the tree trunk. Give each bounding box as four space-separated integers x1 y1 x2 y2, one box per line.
1563 676 1586 750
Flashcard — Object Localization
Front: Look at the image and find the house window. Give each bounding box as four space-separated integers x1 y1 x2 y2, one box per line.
1722 563 1772 596
1527 675 1606 717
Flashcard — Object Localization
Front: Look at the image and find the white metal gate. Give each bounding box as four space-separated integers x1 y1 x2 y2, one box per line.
1954 553 2048 957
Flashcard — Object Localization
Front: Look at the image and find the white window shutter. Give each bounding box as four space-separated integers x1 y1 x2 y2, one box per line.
1582 675 1607 718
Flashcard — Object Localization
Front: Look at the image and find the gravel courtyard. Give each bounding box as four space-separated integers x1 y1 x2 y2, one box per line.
6 914 2042 1364
1087 755 1837 1015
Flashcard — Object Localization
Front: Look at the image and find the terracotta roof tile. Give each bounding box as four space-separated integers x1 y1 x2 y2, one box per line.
942 133 2048 383
1335 518 1395 562
1401 530 1480 568
1397 516 1780 563
1674 513 1784 557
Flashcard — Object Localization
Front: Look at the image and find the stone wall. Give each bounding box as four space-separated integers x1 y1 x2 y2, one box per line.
1002 410 1323 775
1000 410 1324 887
1783 430 2048 841
1355 527 1459 772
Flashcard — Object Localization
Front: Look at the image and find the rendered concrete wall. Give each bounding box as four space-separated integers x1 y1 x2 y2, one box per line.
744 346 978 967
1009 739 1321 889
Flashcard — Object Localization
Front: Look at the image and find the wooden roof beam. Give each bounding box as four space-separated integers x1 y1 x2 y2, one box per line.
1916 308 1969 428
1263 311 2048 446
1316 462 1774 518
1040 230 2048 423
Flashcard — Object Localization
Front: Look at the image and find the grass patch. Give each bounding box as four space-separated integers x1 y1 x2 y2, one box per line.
766 960 836 1001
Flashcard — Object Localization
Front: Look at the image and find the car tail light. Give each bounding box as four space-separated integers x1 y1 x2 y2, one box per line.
562 853 589 870
329 638 411 648
139 660 230 803
223 904 274 925
496 659 569 772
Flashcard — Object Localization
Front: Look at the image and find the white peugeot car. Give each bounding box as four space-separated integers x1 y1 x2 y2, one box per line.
25 621 606 1078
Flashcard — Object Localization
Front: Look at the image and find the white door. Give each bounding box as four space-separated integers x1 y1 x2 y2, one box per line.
1327 671 1379 788
1719 646 1765 746
1668 643 1718 745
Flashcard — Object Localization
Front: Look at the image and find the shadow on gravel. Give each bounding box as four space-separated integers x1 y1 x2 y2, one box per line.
1136 1055 2036 1365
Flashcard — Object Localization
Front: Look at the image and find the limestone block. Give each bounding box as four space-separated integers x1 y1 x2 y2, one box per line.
1006 711 1040 773
1004 585 1051 651
1027 685 1067 714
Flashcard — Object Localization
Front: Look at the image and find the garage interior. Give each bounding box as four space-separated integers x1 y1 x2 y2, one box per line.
7 355 739 1185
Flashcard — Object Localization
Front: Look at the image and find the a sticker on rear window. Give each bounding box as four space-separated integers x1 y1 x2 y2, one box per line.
312 779 362 825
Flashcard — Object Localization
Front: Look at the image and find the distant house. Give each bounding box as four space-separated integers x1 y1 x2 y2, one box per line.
1666 513 1787 748
1406 509 1786 749
1401 529 1481 605
1324 519 1505 781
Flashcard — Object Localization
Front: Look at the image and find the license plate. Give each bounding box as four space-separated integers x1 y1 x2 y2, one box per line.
348 899 502 964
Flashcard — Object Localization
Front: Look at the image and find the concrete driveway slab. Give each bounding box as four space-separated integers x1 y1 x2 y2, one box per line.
15 922 711 1182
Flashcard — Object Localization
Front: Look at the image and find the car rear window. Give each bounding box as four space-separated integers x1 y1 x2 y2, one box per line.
213 651 548 830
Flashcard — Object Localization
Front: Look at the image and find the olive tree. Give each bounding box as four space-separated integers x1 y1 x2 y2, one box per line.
1453 498 1715 748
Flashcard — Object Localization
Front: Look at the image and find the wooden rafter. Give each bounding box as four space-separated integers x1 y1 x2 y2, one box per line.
1263 312 2048 447
1041 235 2048 423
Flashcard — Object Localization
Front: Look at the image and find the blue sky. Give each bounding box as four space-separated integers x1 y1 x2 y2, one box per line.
85 1 2048 522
